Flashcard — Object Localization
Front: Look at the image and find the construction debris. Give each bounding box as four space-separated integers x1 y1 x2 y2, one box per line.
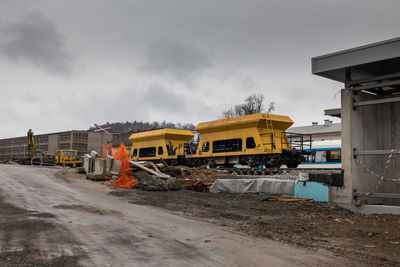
145 161 162 174
134 172 181 191
159 158 177 177
130 161 170 179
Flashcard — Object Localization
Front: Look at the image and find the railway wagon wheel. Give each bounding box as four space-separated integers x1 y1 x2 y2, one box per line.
286 162 299 168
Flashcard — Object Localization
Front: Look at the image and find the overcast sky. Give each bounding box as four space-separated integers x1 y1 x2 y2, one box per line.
0 0 399 138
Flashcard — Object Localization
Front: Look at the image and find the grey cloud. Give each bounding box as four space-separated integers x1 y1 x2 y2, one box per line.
0 0 400 137
142 84 187 113
0 11 74 75
142 39 211 80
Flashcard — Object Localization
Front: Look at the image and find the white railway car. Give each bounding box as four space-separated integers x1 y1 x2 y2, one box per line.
298 140 341 169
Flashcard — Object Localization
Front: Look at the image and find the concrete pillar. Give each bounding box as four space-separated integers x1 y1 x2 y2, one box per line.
332 88 400 209
330 88 354 207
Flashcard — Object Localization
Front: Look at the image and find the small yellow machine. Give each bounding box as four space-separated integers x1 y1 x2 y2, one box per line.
56 150 82 167
129 129 194 162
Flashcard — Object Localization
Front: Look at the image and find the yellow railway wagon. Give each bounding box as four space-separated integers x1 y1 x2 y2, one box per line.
128 113 306 168
193 113 300 167
129 129 194 162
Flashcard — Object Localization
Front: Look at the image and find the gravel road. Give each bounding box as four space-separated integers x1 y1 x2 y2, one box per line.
0 165 348 266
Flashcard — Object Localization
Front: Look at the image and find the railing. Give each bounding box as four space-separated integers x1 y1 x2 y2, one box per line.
282 132 312 151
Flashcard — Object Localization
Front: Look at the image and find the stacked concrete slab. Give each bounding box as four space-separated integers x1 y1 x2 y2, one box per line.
84 151 120 180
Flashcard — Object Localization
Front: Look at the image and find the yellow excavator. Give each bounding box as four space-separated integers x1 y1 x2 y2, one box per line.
24 129 56 165
27 129 35 159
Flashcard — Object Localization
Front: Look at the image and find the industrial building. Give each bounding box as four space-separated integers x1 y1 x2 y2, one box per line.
289 120 341 141
0 130 112 162
312 37 400 213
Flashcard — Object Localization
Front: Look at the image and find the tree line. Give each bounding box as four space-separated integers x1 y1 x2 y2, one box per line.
88 121 195 133
89 93 275 133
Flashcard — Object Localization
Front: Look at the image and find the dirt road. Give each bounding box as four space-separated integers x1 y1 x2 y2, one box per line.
0 165 348 266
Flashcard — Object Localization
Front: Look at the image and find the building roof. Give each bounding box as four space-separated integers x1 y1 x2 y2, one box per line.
288 123 341 135
324 108 341 118
312 37 400 82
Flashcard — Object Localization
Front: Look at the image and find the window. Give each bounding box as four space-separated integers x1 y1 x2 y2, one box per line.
246 137 256 149
303 154 313 163
158 146 163 155
212 139 242 153
303 149 341 163
328 150 341 162
139 147 156 157
315 150 327 162
133 149 138 157
61 151 76 157
202 142 209 152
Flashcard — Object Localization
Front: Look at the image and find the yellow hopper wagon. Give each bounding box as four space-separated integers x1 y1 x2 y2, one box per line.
129 129 194 165
194 113 307 168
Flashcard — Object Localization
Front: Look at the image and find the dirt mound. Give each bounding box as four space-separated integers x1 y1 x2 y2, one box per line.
157 165 231 182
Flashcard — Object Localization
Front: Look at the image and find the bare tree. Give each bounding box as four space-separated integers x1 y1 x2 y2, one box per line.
221 107 235 118
221 93 275 118
267 101 275 113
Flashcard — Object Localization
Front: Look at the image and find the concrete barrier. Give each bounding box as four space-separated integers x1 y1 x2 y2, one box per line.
291 181 329 202
90 150 99 158
86 158 107 180
106 155 114 173
83 154 93 173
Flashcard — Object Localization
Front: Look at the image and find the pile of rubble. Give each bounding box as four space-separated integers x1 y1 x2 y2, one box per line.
81 151 181 191
81 149 330 202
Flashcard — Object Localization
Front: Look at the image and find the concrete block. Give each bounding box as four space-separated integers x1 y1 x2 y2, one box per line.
86 158 106 180
94 158 106 174
110 160 120 175
291 181 329 202
90 150 99 158
351 204 400 215
83 154 93 173
106 155 114 173
298 172 309 181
